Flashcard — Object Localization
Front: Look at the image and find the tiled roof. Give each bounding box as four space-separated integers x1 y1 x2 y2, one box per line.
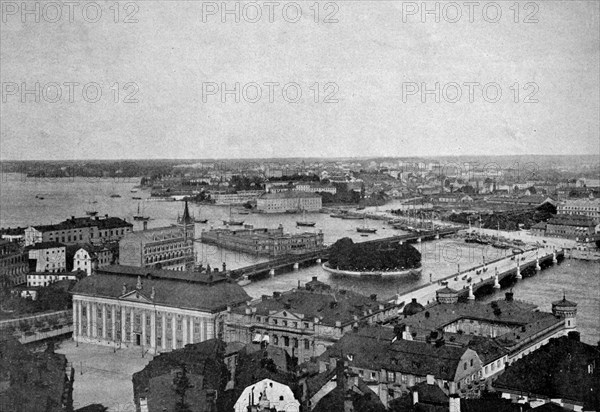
321 327 468 381
120 225 186 243
32 216 132 232
72 267 250 313
494 336 600 406
26 241 66 250
236 289 390 327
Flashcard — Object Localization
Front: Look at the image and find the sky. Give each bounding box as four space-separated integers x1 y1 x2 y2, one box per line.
0 0 599 160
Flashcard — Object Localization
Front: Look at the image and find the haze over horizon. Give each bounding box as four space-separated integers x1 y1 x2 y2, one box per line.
1 1 599 160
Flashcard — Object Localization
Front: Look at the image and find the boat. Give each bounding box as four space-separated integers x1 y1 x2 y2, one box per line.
133 202 150 221
237 210 250 215
195 218 208 224
341 215 362 220
110 194 121 198
132 196 142 200
356 217 377 234
223 206 244 226
130 188 139 193
296 209 316 227
330 213 345 218
85 210 98 217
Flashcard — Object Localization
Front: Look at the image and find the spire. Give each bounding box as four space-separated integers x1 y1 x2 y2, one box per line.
179 200 193 225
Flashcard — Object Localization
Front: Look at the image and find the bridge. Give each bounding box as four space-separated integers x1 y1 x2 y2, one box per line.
226 227 460 281
392 247 565 308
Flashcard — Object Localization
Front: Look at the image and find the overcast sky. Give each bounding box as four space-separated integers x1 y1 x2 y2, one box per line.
1 1 598 160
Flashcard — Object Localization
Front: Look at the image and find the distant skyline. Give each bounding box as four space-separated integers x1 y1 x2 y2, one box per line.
1 1 599 160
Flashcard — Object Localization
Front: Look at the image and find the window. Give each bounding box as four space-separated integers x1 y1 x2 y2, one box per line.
284 336 289 347
470 359 473 367
304 339 310 350
371 372 376 380
387 371 394 382
273 335 279 345
464 362 467 371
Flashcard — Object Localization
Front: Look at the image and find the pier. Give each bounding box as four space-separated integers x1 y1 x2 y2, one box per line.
226 228 459 281
393 248 565 307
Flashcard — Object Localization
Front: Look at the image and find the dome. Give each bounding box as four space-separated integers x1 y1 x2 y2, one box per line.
403 298 425 316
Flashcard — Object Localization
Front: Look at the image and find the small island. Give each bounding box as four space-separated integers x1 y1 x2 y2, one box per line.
324 237 422 276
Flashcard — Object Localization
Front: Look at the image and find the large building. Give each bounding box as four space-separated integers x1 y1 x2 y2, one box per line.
257 192 322 213
119 202 195 271
212 190 265 205
72 243 117 276
200 225 324 257
544 215 600 240
26 241 66 273
0 239 28 287
224 278 403 364
71 265 250 354
495 334 600 411
557 198 600 222
24 215 133 247
295 183 337 195
396 289 578 397
318 326 481 405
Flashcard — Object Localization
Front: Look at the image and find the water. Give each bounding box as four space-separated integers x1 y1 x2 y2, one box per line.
1 174 598 344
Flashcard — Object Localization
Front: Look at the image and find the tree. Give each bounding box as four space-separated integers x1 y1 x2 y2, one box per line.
173 364 192 412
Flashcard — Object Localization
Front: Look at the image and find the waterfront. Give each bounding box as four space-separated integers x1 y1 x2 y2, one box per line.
1 174 598 345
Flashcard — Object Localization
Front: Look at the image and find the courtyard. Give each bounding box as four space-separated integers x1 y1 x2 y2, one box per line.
55 339 152 412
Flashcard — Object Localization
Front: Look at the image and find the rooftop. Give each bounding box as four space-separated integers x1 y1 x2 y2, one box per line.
236 289 392 327
31 216 132 232
26 241 66 250
73 266 250 313
494 335 600 408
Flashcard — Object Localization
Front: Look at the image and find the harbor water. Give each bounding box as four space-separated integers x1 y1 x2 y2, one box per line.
1 174 598 345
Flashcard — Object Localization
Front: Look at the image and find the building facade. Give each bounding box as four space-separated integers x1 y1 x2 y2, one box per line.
73 244 116 276
24 215 133 247
212 190 265 205
557 198 600 222
27 242 66 273
544 215 600 240
0 239 28 287
200 225 324 257
27 271 82 287
257 192 322 213
295 183 337 195
224 281 402 364
71 265 250 354
119 202 195 271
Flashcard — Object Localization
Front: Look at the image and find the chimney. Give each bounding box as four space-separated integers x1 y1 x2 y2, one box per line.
505 291 514 302
426 374 434 385
312 276 318 282
370 294 377 301
412 390 419 405
449 395 461 412
273 291 281 298
143 221 148 231
71 216 75 220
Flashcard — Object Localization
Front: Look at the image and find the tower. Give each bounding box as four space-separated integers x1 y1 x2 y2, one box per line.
177 200 195 240
552 294 577 331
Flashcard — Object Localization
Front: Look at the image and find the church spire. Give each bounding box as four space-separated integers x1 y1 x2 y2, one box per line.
179 200 193 225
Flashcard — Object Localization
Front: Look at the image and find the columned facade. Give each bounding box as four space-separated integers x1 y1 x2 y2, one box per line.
72 295 220 354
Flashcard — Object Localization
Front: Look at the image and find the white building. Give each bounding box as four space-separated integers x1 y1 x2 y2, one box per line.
295 183 337 195
27 271 81 287
557 198 600 222
27 242 66 273
73 244 115 276
257 192 322 214
234 378 300 412
71 265 250 354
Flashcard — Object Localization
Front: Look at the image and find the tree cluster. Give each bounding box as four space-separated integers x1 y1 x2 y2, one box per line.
328 238 421 271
